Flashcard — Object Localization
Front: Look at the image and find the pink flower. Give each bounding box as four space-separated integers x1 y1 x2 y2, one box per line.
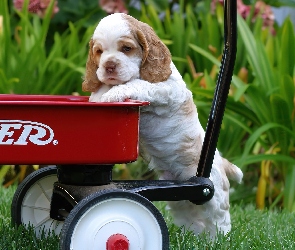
237 0 251 19
99 0 128 14
13 0 59 18
253 1 275 32
211 0 275 33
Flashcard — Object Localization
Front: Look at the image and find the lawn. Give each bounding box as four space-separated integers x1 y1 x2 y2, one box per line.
0 186 294 249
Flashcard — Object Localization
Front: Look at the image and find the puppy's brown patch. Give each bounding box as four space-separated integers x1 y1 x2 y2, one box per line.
122 14 172 83
82 39 102 92
117 36 143 58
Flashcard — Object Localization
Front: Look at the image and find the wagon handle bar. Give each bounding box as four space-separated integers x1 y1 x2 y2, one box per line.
196 0 237 178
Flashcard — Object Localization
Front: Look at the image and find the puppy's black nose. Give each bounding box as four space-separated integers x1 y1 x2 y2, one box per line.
105 61 116 73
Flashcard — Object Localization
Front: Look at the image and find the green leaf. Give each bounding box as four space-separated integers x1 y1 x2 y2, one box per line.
270 94 292 154
278 18 295 76
54 58 85 74
237 122 295 166
189 44 248 93
237 15 275 91
256 40 275 90
145 0 169 12
189 43 220 66
244 85 272 125
231 76 249 101
265 34 275 66
235 154 295 166
225 97 260 126
223 112 252 134
284 165 295 211
280 74 295 113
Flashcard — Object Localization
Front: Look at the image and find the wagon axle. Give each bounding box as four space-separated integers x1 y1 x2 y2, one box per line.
50 164 214 223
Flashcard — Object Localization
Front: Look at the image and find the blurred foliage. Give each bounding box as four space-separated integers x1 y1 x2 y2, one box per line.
261 0 295 7
187 10 295 211
0 0 97 95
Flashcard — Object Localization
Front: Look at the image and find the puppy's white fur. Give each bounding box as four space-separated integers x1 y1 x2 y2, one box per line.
84 13 243 238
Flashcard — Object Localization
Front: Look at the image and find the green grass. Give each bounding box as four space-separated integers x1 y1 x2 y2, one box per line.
1 186 294 250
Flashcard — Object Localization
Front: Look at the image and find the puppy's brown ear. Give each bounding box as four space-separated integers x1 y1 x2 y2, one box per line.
136 23 172 83
82 39 102 92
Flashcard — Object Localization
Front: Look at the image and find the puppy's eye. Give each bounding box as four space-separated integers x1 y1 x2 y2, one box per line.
95 49 103 54
122 46 132 52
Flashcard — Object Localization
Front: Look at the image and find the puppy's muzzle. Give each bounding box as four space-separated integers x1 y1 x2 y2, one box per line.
104 61 117 74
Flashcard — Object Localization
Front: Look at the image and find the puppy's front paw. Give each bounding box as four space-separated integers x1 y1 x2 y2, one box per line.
89 94 101 102
101 86 130 102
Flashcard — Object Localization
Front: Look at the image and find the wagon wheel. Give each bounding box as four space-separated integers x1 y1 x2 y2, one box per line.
11 166 63 236
60 190 169 250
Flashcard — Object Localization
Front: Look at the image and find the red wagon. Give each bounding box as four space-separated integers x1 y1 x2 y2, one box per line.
0 94 144 165
3 1 238 249
3 94 213 249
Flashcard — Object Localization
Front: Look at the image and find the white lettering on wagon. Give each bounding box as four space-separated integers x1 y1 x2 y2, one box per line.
0 120 58 146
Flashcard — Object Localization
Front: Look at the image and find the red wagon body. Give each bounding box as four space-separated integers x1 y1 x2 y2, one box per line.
0 94 147 165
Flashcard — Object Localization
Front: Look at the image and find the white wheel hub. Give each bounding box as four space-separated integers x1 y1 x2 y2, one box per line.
21 175 63 236
70 198 163 250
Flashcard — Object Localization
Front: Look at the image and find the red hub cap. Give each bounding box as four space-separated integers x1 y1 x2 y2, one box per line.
106 234 129 250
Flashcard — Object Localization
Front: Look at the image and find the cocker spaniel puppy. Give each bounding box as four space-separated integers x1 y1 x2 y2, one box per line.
83 13 243 238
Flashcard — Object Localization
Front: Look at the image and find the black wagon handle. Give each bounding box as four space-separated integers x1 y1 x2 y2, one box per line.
196 0 237 178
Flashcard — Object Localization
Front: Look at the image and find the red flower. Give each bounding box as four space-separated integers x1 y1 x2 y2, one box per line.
211 0 275 33
13 0 59 18
99 0 128 14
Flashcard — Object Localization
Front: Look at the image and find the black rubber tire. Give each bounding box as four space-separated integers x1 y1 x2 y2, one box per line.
60 189 169 250
11 166 63 236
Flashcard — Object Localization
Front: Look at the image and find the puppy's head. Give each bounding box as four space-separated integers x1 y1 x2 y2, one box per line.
82 13 172 92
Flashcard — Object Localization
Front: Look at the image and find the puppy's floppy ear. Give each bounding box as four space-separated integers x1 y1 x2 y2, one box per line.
82 39 102 92
122 14 171 82
136 24 172 83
